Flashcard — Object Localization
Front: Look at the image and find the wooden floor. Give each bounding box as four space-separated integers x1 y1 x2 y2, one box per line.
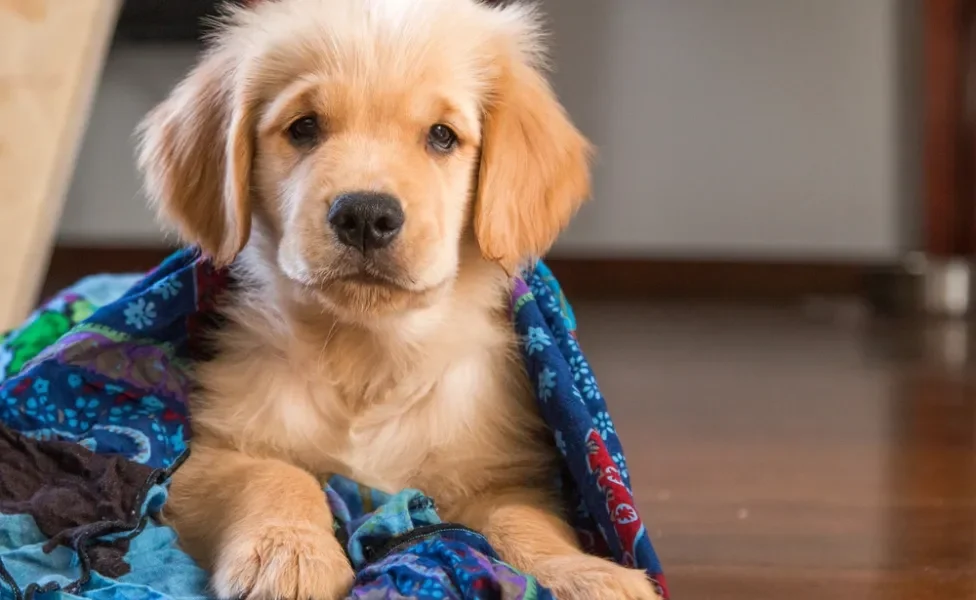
38 255 976 600
573 301 976 600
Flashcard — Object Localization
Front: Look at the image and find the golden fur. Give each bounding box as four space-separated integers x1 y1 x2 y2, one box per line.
137 0 657 598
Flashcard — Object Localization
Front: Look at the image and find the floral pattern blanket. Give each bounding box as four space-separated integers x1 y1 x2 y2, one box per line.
0 249 667 599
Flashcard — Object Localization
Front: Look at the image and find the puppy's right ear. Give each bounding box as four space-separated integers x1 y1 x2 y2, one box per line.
136 50 253 266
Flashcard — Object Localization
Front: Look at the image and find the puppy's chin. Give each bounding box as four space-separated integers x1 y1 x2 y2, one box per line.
275 246 455 324
310 277 447 323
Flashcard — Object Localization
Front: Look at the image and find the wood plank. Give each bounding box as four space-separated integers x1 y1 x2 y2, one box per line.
0 0 120 330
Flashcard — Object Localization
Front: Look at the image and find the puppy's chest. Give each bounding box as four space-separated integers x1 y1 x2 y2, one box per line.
230 354 499 492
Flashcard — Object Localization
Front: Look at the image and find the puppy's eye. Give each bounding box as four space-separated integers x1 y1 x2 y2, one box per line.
427 124 458 153
288 115 320 146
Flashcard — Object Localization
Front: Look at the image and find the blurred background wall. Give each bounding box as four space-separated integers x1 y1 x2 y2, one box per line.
59 0 921 262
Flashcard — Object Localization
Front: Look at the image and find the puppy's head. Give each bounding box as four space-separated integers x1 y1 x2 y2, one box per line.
138 0 590 321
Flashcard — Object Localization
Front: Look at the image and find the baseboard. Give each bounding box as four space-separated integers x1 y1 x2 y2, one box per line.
42 246 176 301
44 245 881 303
544 257 882 302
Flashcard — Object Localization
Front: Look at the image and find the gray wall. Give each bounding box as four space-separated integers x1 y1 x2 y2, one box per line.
60 0 920 260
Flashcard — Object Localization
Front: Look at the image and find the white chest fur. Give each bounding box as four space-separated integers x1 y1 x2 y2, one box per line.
191 318 520 497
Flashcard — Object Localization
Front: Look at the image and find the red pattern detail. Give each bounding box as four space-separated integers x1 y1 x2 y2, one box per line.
584 430 644 568
185 261 230 351
585 431 670 597
11 378 31 395
193 262 229 313
652 574 669 599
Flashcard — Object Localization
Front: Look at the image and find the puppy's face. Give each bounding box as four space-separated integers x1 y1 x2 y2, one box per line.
138 0 590 321
255 53 484 313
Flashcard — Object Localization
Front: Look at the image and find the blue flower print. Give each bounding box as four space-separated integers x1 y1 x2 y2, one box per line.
151 420 183 449
67 373 83 389
568 355 590 382
150 278 183 301
545 293 561 315
139 395 165 411
537 367 556 402
108 402 138 424
75 397 100 417
593 411 615 441
566 334 581 356
530 278 549 299
168 425 187 454
572 386 584 404
417 578 445 599
523 326 551 355
554 430 567 456
32 378 50 395
612 452 629 481
63 398 97 429
63 408 90 429
123 298 157 330
581 375 601 401
24 396 56 423
1 392 19 421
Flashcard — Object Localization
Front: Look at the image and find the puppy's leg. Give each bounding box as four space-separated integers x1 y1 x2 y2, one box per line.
165 445 353 600
454 491 660 600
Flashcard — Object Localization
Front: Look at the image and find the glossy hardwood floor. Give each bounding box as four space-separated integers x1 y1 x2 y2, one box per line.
574 301 976 600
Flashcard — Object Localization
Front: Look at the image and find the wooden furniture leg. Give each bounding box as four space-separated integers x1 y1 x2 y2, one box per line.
0 0 120 330
917 0 976 316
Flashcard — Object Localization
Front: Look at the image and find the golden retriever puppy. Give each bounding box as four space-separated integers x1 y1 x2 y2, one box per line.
137 0 657 598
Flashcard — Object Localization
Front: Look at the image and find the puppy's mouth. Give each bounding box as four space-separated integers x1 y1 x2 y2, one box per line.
285 250 451 318
310 254 416 292
335 270 402 289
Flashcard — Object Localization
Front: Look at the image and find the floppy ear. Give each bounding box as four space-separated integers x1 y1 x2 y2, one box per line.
474 50 592 274
136 50 254 266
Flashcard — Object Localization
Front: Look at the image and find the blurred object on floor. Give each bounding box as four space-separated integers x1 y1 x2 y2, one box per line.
0 0 120 330
917 0 976 318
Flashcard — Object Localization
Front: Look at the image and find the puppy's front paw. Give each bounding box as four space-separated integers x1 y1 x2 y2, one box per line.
534 555 661 600
212 522 354 600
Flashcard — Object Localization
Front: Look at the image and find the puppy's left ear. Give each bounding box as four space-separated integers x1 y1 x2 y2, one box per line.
474 41 592 274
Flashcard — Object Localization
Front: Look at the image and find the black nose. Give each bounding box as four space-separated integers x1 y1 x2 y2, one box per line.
327 192 405 252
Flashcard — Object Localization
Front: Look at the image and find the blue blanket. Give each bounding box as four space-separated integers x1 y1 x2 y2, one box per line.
0 250 668 599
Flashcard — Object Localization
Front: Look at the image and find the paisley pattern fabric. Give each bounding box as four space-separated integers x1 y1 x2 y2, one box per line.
514 262 667 597
0 249 667 599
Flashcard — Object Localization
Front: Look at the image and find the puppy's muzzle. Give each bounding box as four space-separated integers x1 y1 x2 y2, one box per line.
328 192 405 254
